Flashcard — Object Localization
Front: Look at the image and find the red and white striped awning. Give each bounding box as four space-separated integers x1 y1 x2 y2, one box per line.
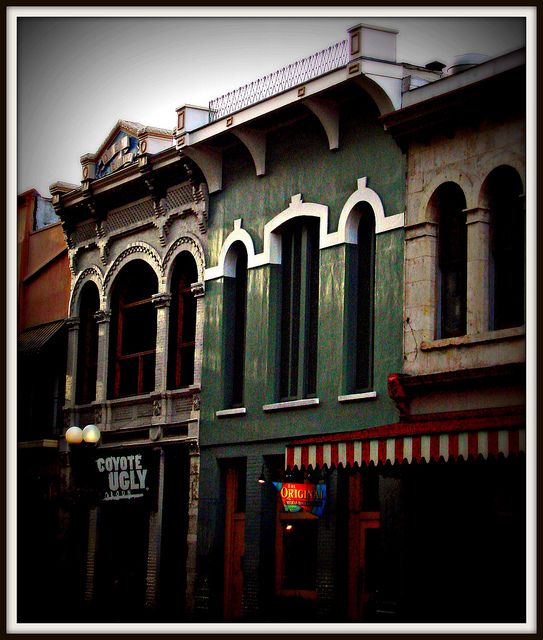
285 409 525 470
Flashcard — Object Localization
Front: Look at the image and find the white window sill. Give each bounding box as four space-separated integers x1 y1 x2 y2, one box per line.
338 391 377 403
263 398 320 412
421 325 525 351
215 407 247 418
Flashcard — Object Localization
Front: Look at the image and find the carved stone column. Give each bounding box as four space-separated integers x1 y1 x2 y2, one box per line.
465 207 490 334
191 281 205 388
152 292 172 394
64 317 80 424
185 441 200 619
94 310 111 405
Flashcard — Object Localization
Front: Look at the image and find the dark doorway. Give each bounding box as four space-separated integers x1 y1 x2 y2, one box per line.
93 500 149 622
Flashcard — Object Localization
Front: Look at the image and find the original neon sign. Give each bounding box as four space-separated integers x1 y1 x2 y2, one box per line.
273 482 326 517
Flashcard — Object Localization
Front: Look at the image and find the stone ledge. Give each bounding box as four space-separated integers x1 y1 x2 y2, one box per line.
421 325 525 351
215 407 247 418
263 398 320 412
338 391 377 403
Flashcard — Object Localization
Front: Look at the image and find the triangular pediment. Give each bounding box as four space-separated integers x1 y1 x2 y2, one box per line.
80 120 173 182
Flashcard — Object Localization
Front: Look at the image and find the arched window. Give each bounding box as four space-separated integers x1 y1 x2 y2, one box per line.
167 253 198 390
433 183 467 339
486 166 525 330
76 281 100 405
108 261 158 398
353 205 375 391
223 242 248 408
279 218 319 400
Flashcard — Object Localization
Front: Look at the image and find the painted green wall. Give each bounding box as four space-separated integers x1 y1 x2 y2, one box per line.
200 86 405 447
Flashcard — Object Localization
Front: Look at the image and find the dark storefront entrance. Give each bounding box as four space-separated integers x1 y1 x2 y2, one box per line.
94 499 149 621
79 444 190 622
347 455 526 623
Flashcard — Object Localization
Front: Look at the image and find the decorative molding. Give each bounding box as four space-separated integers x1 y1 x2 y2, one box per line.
205 178 399 281
387 373 410 417
153 215 174 247
103 242 163 294
187 440 200 455
66 317 81 331
192 394 201 411
303 97 339 150
97 237 110 265
231 126 266 176
191 281 205 298
153 399 162 416
152 292 172 308
94 405 102 424
326 176 403 247
180 145 223 194
70 267 104 316
163 234 206 285
94 310 112 324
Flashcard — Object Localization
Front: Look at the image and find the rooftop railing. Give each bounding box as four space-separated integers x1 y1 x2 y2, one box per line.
208 39 349 122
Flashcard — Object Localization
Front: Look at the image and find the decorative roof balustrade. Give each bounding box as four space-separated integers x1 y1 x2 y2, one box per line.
208 39 349 122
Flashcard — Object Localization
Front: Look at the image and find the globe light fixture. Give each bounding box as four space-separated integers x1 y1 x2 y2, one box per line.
65 424 101 446
65 426 84 445
82 424 101 444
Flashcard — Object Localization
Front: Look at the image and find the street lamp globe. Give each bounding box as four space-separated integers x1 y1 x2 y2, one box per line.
65 426 83 445
82 424 101 444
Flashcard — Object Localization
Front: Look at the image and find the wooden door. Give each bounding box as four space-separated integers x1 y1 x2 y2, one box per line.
357 514 380 620
348 471 381 621
223 465 245 621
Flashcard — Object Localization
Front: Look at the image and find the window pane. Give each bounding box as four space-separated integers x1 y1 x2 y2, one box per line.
437 184 467 338
118 358 139 397
141 353 156 394
280 220 319 400
121 303 156 354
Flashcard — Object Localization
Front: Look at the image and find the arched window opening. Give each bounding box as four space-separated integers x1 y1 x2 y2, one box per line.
76 282 100 405
108 261 158 399
223 242 248 408
434 183 467 339
486 166 525 330
279 218 319 401
167 253 198 390
354 205 375 391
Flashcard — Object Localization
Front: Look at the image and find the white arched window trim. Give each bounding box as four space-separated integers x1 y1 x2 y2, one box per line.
205 177 403 281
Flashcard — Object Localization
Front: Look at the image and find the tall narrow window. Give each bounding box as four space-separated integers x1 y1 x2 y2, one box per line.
279 218 319 400
167 253 198 389
435 183 467 339
487 166 525 330
76 282 99 405
355 206 375 390
224 243 248 407
108 261 157 398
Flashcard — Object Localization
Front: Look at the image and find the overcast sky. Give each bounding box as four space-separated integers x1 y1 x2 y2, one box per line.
13 9 528 196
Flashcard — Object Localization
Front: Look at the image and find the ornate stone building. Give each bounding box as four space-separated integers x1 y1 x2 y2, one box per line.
50 120 208 620
380 47 526 621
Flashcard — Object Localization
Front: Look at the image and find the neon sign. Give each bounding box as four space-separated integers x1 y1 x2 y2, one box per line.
273 482 326 517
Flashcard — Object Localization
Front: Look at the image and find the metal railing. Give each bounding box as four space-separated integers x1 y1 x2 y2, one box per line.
208 39 349 122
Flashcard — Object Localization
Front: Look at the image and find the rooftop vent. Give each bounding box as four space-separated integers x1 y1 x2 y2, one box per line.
425 60 446 72
447 53 491 75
